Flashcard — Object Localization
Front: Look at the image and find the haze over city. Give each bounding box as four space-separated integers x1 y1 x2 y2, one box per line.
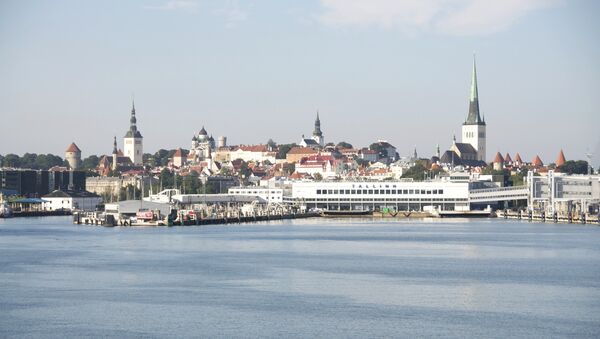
1 0 599 166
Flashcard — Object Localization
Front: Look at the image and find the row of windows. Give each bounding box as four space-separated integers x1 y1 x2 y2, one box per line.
302 198 468 202
316 189 444 195
231 190 280 195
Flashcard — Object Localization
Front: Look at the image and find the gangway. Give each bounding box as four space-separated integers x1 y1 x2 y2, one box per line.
469 186 528 204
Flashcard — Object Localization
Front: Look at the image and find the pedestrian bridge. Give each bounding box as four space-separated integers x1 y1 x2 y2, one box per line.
469 186 528 203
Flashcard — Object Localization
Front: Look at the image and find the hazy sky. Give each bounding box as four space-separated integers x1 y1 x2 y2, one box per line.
1 0 599 166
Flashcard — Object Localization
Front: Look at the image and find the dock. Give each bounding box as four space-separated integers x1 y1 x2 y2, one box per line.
497 210 600 225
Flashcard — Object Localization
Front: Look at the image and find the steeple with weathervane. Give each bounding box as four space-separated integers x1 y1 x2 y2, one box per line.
461 55 487 162
123 99 143 165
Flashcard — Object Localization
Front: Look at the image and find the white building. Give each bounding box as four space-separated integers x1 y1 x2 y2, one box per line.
299 112 324 148
290 180 470 212
189 127 215 163
528 171 600 215
123 101 143 165
228 145 276 163
229 187 283 203
43 190 102 211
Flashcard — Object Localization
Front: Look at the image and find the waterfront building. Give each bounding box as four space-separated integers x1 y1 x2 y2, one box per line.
229 187 283 203
528 170 600 215
123 101 143 165
42 189 102 211
290 180 471 212
65 142 82 170
462 56 487 162
0 168 86 196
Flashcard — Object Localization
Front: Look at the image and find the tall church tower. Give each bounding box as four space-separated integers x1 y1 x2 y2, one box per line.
461 56 486 162
123 100 143 165
312 111 324 147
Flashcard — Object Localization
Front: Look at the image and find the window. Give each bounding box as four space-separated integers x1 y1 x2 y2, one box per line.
368 190 373 194
392 190 397 194
345 190 350 194
439 189 444 194
316 190 322 194
334 190 339 194
421 190 426 194
328 190 333 194
403 190 408 194
351 190 356 194
386 190 391 194
409 190 414 194
374 190 379 194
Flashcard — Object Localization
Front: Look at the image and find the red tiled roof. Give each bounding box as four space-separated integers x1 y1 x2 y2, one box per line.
532 155 543 167
173 148 183 157
235 145 269 152
504 153 512 163
493 152 504 163
514 153 523 163
556 149 566 167
65 142 81 153
287 147 318 155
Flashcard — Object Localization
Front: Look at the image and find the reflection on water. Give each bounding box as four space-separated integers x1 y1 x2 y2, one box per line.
1 216 599 338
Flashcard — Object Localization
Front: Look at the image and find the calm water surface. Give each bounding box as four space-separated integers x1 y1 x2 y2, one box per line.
1 216 599 338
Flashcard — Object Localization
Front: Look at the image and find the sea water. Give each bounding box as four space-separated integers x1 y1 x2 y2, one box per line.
1 216 599 338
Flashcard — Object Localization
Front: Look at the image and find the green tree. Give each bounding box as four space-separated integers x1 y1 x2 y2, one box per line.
3 154 21 167
558 160 592 175
267 139 277 149
81 155 99 170
277 143 297 159
313 173 323 181
401 164 442 180
336 141 353 149
282 162 295 175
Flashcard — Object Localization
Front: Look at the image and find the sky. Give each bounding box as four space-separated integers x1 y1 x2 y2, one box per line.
1 0 599 166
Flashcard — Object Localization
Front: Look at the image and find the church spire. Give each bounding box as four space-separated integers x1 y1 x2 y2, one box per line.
112 136 118 155
465 54 484 125
313 110 322 137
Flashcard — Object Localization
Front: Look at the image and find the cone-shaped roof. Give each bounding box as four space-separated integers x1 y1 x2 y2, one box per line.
515 153 523 163
199 126 208 135
493 152 504 163
65 142 81 153
556 149 566 167
504 153 512 163
532 155 543 167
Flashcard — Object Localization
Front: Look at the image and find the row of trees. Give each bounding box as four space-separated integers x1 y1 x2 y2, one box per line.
0 153 67 169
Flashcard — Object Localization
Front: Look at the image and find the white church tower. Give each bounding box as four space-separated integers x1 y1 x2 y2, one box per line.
461 56 486 162
123 100 143 165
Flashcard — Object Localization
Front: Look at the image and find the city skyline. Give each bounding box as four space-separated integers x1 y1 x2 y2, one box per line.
1 0 599 166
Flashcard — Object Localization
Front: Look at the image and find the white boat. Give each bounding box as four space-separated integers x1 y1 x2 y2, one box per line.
0 202 13 218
